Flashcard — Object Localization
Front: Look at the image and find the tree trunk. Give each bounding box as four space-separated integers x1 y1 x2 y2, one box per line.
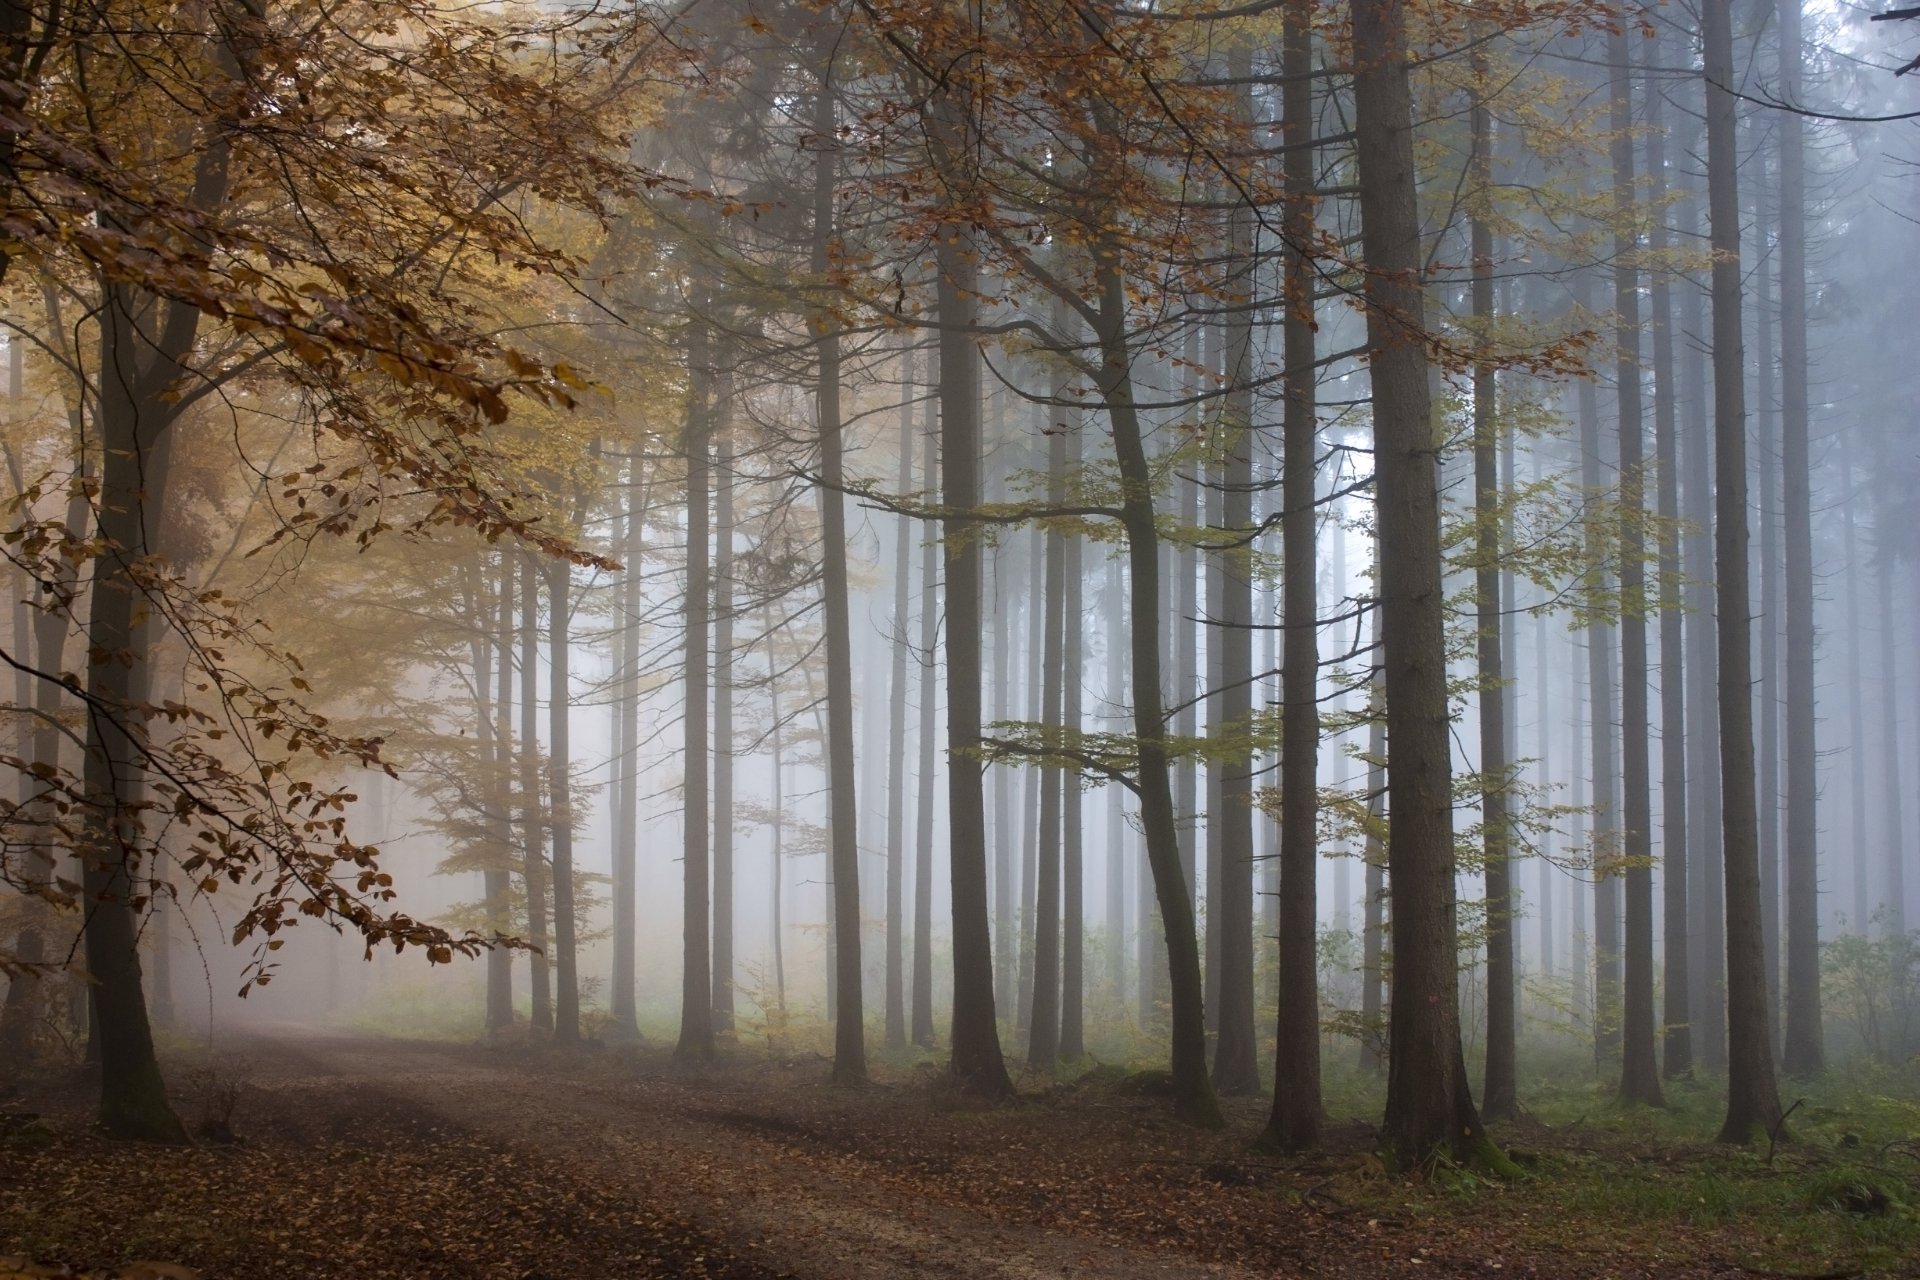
519 553 551 1035
546 555 580 1045
813 62 866 1084
1095 248 1222 1129
885 354 916 1051
713 394 737 1038
1472 43 1518 1121
81 283 187 1141
1704 0 1785 1142
1611 28 1663 1108
1776 0 1822 1079
1353 0 1498 1168
484 554 516 1036
912 351 940 1049
1061 420 1087 1062
1648 65 1691 1080
608 461 645 1044
1027 393 1067 1073
675 312 715 1061
1576 265 1622 1067
931 135 1012 1094
1266 0 1320 1142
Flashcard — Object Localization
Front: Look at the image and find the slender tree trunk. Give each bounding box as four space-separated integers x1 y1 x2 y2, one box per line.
813 61 866 1083
1704 0 1785 1142
1358 649 1387 1074
1019 524 1044 1035
1028 394 1067 1072
519 553 551 1034
485 555 516 1036
767 610 788 1015
675 312 715 1061
1878 553 1906 938
1095 246 1222 1129
930 88 1012 1092
1576 266 1622 1067
713 397 737 1038
1267 0 1320 1142
1061 419 1087 1062
1681 198 1727 1069
885 357 916 1051
912 354 940 1049
1842 489 1868 933
546 555 580 1045
1648 69 1691 1079
1472 44 1518 1121
1755 193 1783 1046
1611 29 1663 1107
609 462 645 1044
1776 0 1822 1078
1353 0 1498 1167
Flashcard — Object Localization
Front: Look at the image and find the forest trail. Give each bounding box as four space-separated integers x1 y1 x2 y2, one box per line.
248 1031 1270 1280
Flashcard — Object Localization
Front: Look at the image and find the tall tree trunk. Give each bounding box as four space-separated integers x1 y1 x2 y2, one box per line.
1207 50 1260 1101
1842 488 1868 933
1775 0 1822 1078
1353 0 1498 1168
1028 392 1067 1072
1878 552 1906 938
675 312 715 1061
608 461 645 1044
485 554 516 1036
1755 192 1783 1046
546 555 580 1045
1266 0 1320 1142
1472 43 1518 1121
886 354 916 1052
1576 266 1622 1067
767 609 788 1015
1358 649 1388 1074
1648 67 1691 1079
1612 28 1663 1107
813 61 866 1084
1019 524 1045 1035
912 353 940 1049
519 553 551 1034
1094 246 1222 1129
1060 419 1087 1062
1704 0 1785 1142
931 84 1012 1092
81 283 187 1141
1681 199 1727 1069
713 396 737 1038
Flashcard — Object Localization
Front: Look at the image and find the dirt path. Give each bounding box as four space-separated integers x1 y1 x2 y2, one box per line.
251 1032 1267 1280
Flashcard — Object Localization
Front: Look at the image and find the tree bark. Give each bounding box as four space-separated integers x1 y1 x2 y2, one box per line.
1472 42 1518 1121
1704 0 1785 1142
519 553 551 1035
1776 0 1822 1079
675 312 715 1061
1266 0 1321 1142
1353 0 1497 1168
912 350 940 1049
546 554 580 1045
1611 27 1663 1107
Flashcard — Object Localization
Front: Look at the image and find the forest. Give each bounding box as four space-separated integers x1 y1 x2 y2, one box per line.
2 0 1920 1276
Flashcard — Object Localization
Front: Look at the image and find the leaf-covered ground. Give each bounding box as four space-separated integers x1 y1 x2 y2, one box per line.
3 1034 1914 1278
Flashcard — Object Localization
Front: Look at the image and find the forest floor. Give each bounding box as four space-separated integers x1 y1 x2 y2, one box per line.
3 1029 1918 1279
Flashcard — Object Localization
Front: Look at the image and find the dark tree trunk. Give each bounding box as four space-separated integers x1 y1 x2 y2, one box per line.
1207 49 1259 1101
81 283 187 1141
1704 0 1785 1142
1648 67 1691 1080
930 93 1012 1092
813 62 866 1084
1611 28 1663 1108
1061 420 1087 1062
886 355 916 1052
1776 0 1822 1079
1027 391 1067 1073
520 553 551 1035
1266 0 1321 1143
1352 0 1497 1168
675 313 715 1061
912 352 940 1049
1576 265 1622 1067
1095 248 1222 1129
608 462 645 1044
546 555 581 1046
713 398 737 1038
484 554 516 1036
1472 44 1518 1121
